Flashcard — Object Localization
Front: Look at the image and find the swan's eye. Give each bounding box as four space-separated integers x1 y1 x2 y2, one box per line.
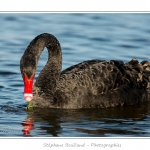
22 69 25 74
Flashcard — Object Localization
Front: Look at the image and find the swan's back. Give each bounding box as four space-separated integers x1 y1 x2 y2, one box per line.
53 59 150 108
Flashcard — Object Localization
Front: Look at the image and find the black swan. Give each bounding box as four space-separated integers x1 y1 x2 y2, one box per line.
20 33 150 109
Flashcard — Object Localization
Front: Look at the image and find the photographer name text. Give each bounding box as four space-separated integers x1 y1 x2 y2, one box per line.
43 142 121 148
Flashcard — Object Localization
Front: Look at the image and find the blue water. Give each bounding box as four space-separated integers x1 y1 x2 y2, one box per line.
0 13 150 137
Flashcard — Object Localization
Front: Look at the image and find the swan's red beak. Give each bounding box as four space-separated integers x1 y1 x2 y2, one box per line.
23 73 35 102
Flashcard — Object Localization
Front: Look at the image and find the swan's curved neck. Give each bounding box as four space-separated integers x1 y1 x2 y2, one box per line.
22 33 62 98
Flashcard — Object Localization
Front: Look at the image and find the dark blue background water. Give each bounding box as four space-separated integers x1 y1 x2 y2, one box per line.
0 13 150 137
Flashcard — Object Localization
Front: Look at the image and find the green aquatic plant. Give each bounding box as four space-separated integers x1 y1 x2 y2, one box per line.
25 101 33 111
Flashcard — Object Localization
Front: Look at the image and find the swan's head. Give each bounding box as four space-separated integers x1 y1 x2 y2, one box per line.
20 55 36 102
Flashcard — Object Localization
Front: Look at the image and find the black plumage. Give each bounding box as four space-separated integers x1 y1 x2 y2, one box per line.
20 33 150 108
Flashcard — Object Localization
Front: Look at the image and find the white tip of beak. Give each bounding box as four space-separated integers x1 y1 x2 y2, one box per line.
24 93 33 102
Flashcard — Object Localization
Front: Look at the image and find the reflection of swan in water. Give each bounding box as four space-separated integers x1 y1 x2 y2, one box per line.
22 109 62 136
20 33 150 108
22 103 150 136
22 112 34 136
